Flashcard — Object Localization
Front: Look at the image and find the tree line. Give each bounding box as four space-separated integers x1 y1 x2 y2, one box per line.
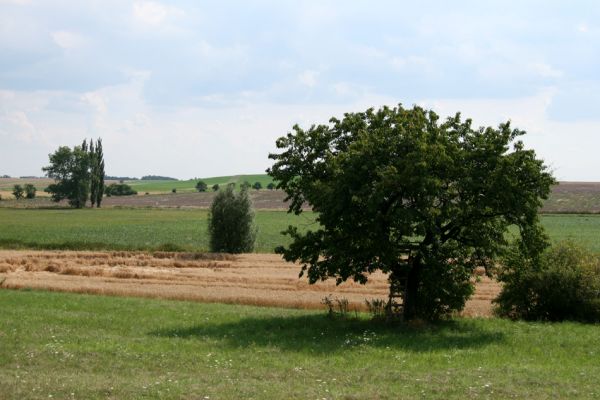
43 138 105 208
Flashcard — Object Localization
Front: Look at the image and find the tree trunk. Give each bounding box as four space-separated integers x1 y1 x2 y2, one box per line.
403 256 422 321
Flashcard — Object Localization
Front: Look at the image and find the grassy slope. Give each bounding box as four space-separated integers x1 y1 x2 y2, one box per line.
126 174 274 193
0 208 600 253
1 289 598 400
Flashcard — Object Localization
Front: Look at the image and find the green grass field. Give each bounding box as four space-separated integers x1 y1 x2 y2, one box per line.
0 208 599 253
0 289 598 399
126 174 275 193
0 208 316 253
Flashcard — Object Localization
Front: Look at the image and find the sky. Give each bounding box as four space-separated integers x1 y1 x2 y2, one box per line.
0 1 599 180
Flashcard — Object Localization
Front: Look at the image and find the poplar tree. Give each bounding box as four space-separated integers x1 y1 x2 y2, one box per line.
95 138 105 207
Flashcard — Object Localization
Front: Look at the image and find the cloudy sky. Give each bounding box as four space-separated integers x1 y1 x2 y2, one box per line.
1 1 599 180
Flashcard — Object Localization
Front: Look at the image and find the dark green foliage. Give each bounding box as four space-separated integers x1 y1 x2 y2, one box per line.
172 188 177 193
268 104 555 321
267 182 276 190
195 180 208 192
104 183 137 197
212 183 220 191
43 145 91 208
89 138 105 208
495 241 600 322
24 184 36 199
253 181 262 190
208 186 256 253
240 181 251 190
12 184 24 200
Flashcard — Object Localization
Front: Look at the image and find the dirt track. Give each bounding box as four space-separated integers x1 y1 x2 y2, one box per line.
0 250 499 317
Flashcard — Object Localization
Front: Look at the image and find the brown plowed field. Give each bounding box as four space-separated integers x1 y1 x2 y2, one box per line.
0 250 499 317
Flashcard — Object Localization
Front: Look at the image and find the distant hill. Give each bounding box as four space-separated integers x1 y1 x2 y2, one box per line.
124 174 275 194
141 175 178 181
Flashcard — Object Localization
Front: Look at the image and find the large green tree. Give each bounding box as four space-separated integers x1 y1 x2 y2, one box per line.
43 145 91 208
268 105 555 320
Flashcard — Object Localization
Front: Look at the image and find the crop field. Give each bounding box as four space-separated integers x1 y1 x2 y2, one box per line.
0 208 317 253
1 208 600 253
0 250 497 316
1 289 599 399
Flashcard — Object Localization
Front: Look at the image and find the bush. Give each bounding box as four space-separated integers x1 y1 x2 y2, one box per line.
104 183 137 197
252 181 262 190
12 184 24 200
24 184 36 199
196 180 208 192
208 186 256 253
212 184 219 191
495 241 600 322
266 182 275 190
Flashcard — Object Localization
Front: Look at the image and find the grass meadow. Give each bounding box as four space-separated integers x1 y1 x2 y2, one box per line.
1 208 600 253
1 289 599 400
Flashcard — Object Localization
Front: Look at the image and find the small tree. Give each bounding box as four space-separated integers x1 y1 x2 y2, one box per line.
212 183 220 191
240 181 251 190
267 182 276 190
24 184 36 199
12 184 24 200
196 180 208 192
208 186 256 253
252 181 262 191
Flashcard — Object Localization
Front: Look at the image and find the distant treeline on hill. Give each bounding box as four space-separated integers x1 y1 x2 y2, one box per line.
105 176 139 181
103 175 178 181
140 175 178 181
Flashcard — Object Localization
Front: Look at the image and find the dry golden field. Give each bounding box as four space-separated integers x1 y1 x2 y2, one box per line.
0 250 499 316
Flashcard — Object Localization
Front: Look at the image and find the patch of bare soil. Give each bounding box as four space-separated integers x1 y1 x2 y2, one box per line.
0 250 499 317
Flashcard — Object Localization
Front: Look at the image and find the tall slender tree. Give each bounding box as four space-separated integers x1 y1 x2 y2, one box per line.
89 139 97 207
95 138 105 208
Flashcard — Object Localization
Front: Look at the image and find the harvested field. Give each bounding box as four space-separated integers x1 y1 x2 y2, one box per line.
0 250 499 316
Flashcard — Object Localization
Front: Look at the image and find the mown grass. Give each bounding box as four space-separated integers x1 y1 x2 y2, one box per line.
0 208 315 253
0 289 598 399
1 208 600 253
126 174 275 194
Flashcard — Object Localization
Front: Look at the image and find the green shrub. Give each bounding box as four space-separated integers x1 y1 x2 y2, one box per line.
195 180 208 192
212 184 219 191
12 184 24 200
24 184 36 199
208 186 256 253
104 183 137 197
495 241 600 322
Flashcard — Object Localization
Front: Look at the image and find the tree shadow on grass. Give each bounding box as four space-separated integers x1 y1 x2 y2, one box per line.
149 314 505 354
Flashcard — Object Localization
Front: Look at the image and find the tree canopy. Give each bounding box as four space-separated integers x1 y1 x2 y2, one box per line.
43 138 105 208
268 105 555 320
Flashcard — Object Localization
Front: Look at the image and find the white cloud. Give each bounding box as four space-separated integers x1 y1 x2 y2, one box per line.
51 30 84 49
0 110 35 142
298 70 319 88
132 1 183 27
133 1 168 25
531 62 563 79
0 0 31 4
